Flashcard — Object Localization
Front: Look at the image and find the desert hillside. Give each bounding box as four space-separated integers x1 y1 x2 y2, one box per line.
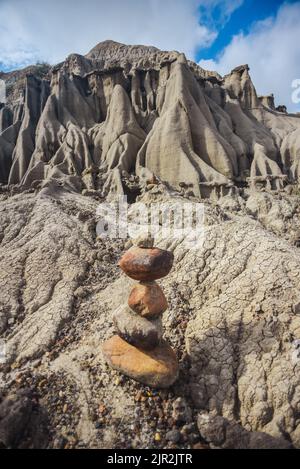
0 41 300 449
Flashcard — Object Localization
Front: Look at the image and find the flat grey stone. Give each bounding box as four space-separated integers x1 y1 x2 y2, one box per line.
113 305 163 350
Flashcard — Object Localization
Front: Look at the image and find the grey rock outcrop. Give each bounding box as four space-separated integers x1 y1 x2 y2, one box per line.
1 40 300 198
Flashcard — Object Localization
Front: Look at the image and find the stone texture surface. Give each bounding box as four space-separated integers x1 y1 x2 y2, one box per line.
102 335 179 388
128 281 168 318
0 189 299 448
113 304 163 349
119 246 174 281
197 412 291 449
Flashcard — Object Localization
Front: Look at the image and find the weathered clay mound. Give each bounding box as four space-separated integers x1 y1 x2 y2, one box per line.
1 41 300 199
1 41 300 449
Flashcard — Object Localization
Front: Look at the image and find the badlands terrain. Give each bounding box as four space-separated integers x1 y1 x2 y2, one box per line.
0 40 300 449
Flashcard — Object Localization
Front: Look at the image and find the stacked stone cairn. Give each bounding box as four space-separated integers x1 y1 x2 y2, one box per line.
102 236 179 388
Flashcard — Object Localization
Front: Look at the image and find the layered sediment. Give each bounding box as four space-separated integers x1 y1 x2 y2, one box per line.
1 40 300 198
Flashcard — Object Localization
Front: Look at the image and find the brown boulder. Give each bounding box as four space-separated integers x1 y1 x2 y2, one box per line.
102 335 179 388
128 282 168 318
119 247 174 281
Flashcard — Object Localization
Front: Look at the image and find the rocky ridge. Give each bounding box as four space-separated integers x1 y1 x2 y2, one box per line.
1 40 300 199
0 40 300 449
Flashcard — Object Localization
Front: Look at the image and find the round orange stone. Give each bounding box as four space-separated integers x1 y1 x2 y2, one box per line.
102 335 178 388
128 282 168 318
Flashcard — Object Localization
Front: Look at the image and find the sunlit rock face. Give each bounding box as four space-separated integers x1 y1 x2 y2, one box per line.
1 41 300 449
1 40 300 198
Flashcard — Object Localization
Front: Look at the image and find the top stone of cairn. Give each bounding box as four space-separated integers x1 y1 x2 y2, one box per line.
132 234 155 248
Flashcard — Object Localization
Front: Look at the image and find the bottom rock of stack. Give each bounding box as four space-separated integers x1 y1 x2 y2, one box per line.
102 335 179 388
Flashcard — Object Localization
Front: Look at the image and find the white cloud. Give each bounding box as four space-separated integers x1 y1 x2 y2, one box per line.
199 2 300 112
0 0 241 70
200 0 243 25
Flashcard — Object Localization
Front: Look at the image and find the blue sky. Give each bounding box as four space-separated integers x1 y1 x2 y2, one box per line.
196 0 291 61
0 0 299 111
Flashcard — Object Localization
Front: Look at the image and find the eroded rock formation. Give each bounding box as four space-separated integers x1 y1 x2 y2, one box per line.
1 40 300 198
1 40 300 449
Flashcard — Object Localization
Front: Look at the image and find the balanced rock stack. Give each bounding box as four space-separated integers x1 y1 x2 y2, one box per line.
102 236 179 388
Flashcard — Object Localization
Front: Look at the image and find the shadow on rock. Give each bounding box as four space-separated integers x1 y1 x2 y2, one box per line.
197 412 291 449
0 389 49 448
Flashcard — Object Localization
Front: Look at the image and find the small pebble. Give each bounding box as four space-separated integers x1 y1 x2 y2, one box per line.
166 429 181 443
181 423 197 434
189 433 200 444
98 404 107 414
